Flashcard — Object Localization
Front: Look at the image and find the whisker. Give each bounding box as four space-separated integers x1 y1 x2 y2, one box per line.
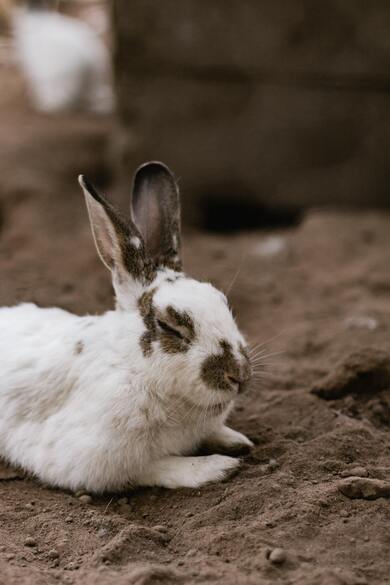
250 349 286 360
248 329 292 353
225 250 249 297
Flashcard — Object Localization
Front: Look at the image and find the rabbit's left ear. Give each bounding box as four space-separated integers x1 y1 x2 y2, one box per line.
79 176 156 308
131 162 182 272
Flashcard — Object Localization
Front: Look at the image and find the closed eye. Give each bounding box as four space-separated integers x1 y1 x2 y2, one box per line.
157 319 184 340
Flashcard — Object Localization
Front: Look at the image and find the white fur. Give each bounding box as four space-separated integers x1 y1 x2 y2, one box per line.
12 6 113 113
0 275 251 492
0 167 252 493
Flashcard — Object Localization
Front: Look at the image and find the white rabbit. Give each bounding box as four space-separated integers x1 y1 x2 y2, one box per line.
12 1 113 113
0 162 253 493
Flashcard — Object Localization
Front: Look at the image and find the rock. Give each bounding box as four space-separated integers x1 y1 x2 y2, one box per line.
340 466 369 478
152 525 168 534
267 458 279 471
338 477 390 500
24 537 37 547
268 547 287 564
78 494 93 505
311 348 390 399
65 561 80 571
47 549 59 559
74 490 87 497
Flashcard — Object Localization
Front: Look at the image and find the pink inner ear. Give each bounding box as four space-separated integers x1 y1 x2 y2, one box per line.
135 193 162 259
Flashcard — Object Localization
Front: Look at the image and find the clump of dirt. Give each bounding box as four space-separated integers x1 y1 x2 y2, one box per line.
311 348 390 399
0 64 390 585
338 477 390 500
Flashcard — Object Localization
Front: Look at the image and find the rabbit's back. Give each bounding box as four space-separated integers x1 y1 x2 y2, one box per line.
0 303 76 362
0 304 155 491
0 303 80 414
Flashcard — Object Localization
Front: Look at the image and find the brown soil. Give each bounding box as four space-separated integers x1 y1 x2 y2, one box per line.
0 65 389 585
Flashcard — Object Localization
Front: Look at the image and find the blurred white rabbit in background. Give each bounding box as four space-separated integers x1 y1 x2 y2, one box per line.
12 0 114 113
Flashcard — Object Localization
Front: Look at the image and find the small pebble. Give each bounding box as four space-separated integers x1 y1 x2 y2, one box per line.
153 525 168 534
24 537 37 547
74 490 87 498
6 553 15 560
65 516 73 523
269 548 287 564
268 459 279 471
48 549 60 560
78 494 92 505
117 497 128 505
24 503 35 511
65 561 80 571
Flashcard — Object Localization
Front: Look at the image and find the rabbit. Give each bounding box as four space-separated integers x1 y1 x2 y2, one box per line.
0 162 253 493
12 1 113 113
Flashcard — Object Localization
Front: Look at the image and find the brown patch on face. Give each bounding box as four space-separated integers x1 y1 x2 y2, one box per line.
158 306 196 354
159 331 189 354
138 288 157 356
74 341 84 355
239 343 250 363
166 306 195 341
201 340 251 393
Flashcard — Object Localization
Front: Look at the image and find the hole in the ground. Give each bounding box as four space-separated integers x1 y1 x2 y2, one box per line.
198 186 303 232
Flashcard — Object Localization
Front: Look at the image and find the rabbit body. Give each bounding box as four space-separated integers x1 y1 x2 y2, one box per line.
12 7 113 113
0 164 253 493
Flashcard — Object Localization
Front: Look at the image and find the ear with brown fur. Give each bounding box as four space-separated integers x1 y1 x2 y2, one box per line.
78 175 156 307
131 162 182 272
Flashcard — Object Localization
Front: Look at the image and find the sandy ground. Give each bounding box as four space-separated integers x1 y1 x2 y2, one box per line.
0 65 389 585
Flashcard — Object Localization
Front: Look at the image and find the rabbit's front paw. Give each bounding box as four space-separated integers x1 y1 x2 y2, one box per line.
202 425 254 456
194 454 240 486
138 455 240 489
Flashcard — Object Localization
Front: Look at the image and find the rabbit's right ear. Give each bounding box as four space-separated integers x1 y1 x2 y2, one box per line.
78 176 156 308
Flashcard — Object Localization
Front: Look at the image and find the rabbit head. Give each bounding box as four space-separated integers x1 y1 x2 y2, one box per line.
79 162 251 414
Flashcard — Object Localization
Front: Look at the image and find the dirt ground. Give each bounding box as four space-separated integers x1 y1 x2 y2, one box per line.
0 64 389 585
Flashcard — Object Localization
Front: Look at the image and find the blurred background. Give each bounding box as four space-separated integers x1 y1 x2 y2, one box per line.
1 0 389 235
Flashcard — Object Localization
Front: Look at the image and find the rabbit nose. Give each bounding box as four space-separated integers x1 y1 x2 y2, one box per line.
225 373 245 394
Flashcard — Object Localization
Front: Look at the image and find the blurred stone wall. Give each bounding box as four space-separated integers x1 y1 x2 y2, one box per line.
113 0 390 224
